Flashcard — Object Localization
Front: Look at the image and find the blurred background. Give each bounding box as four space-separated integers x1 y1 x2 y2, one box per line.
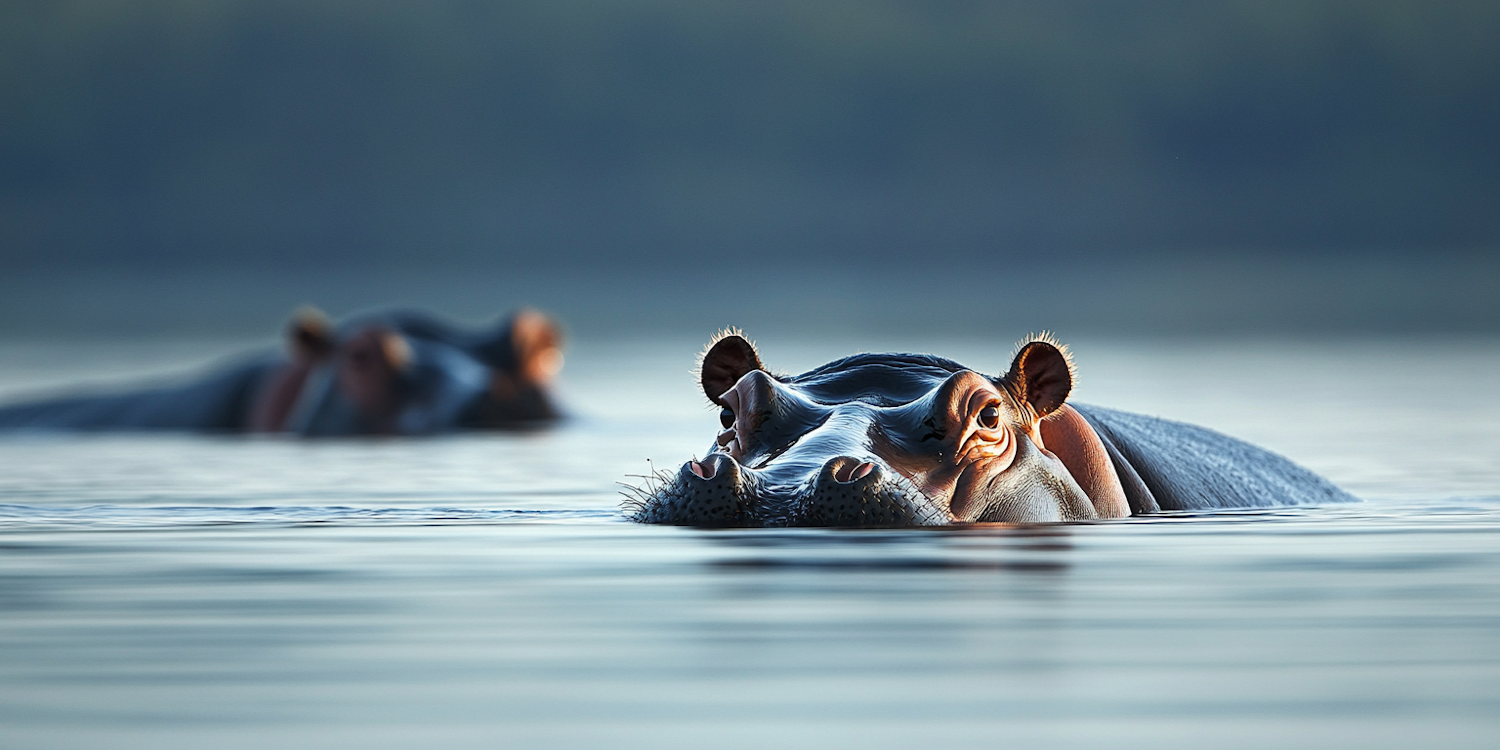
2 0 1497 340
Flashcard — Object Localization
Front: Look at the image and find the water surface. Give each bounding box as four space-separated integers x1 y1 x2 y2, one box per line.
2 336 1498 749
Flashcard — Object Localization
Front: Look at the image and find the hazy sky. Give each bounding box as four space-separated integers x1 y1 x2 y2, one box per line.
2 1 1497 336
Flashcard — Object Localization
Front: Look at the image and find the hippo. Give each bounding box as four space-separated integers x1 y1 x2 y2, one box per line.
0 308 564 436
624 331 1357 526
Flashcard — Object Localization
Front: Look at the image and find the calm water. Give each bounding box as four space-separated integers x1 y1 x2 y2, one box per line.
2 335 1499 749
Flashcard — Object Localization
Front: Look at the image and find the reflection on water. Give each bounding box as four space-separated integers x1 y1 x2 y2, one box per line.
707 525 1076 573
2 337 1499 749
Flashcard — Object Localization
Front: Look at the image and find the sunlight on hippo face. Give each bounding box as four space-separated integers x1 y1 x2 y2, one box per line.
625 333 1098 527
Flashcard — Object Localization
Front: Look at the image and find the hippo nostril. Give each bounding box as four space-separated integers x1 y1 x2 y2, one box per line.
688 459 717 480
832 461 876 484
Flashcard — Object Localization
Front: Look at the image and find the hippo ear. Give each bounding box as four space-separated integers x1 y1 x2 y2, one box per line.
700 331 765 404
509 308 565 384
1000 338 1074 420
286 306 334 362
378 330 413 372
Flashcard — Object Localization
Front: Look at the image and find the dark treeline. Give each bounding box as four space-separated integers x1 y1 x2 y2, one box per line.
2 1 1498 276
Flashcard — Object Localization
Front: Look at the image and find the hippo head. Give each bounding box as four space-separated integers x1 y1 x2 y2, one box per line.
626 333 1099 527
254 308 564 435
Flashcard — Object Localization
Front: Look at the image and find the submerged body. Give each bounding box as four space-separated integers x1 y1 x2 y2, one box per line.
627 334 1355 526
0 308 564 436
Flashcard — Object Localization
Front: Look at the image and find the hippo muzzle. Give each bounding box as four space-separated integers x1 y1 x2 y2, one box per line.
632 410 952 527
625 333 1104 528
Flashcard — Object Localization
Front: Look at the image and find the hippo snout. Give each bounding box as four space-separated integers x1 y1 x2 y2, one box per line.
792 457 950 527
676 453 755 524
624 453 754 527
626 452 952 528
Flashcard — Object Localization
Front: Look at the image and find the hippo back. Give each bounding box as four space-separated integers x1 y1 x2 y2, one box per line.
1072 404 1359 512
0 357 275 432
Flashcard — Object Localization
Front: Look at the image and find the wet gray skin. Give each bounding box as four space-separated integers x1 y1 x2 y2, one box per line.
287 311 562 435
627 334 1097 527
0 308 564 435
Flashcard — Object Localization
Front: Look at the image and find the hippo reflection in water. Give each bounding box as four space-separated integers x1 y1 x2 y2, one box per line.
0 308 563 436
625 332 1357 526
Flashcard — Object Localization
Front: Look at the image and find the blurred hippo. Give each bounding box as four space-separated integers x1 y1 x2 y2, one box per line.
0 308 564 436
625 331 1356 526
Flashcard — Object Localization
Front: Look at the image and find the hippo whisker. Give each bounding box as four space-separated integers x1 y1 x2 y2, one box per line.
616 481 653 517
618 464 680 518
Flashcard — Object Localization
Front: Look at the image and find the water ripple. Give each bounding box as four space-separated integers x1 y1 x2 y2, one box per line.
0 504 620 530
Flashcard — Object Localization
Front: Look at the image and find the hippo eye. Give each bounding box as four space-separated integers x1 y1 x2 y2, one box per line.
978 405 1001 430
719 407 735 428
